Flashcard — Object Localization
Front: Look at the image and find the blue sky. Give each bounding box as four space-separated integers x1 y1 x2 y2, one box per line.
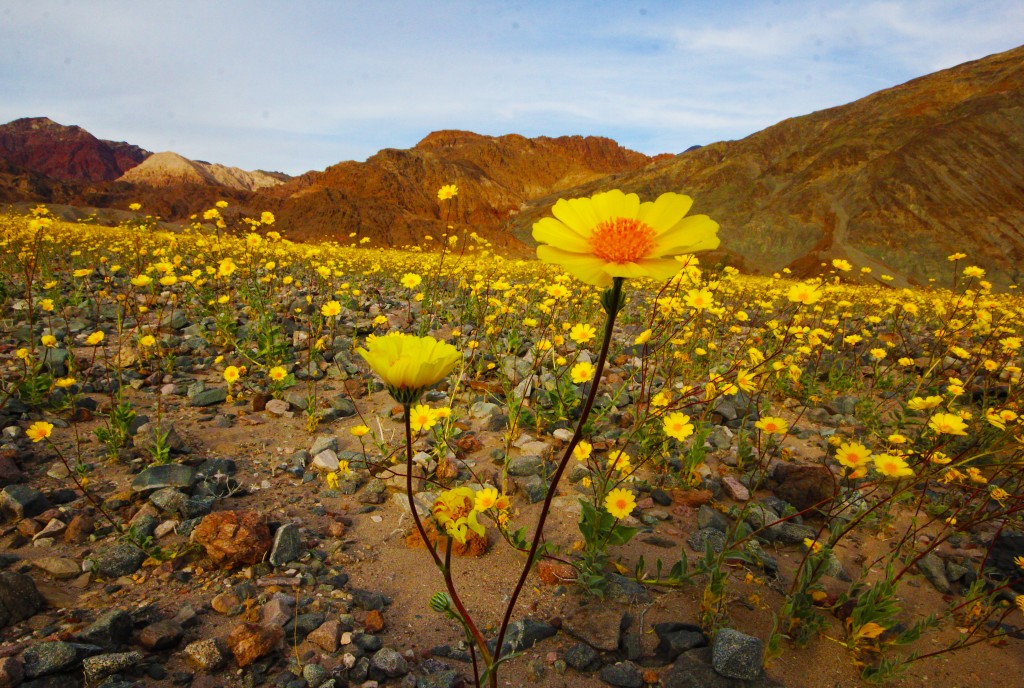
1 0 1021 175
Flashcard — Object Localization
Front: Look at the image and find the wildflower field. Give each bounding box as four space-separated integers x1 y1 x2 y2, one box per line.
1 194 1023 687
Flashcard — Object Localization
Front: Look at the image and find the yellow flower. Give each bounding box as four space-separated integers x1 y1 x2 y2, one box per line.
569 323 597 344
437 184 459 201
873 453 914 479
26 421 53 443
573 440 593 461
475 487 499 511
787 282 822 305
432 487 483 544
261 211 275 225
684 289 714 310
634 329 652 345
73 268 92 278
357 332 461 404
350 424 370 437
39 298 54 312
962 265 986 279
869 348 887 360
223 366 241 384
268 366 288 382
605 488 637 519
607 449 632 474
803 538 823 554
400 273 422 289
928 412 968 436
215 200 229 208
138 334 156 348
128 202 142 211
907 395 943 411
532 189 719 287
131 274 153 287
321 300 342 317
663 412 694 441
571 361 595 384
85 331 105 346
409 404 439 432
836 441 872 470
755 416 789 435
40 334 57 348
325 472 340 489
1014 555 1024 569
16 348 30 362
54 377 76 388
831 258 853 272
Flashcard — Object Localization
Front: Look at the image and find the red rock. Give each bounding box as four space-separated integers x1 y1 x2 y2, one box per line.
672 489 713 507
0 117 148 181
64 513 95 543
226 622 283 667
769 462 838 513
191 511 272 569
722 476 750 502
307 619 340 653
538 560 578 585
363 609 385 633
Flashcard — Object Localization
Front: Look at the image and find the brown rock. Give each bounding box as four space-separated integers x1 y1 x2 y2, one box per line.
769 462 838 513
722 476 750 502
0 656 25 687
672 489 713 507
226 622 283 667
327 521 347 538
0 571 45 628
538 560 578 585
363 609 385 633
211 592 243 615
139 620 184 650
16 519 42 538
183 638 226 671
64 513 95 543
191 511 272 569
0 451 25 487
307 620 341 653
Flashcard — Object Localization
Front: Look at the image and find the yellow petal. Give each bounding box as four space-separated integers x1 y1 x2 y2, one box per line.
590 189 639 224
532 217 592 252
536 246 612 286
637 192 694 234
653 215 721 255
552 196 601 235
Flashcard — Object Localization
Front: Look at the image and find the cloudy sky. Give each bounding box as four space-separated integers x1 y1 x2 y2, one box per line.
1 0 1021 175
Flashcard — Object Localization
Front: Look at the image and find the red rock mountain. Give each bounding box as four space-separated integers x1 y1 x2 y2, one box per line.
509 45 1024 287
270 131 651 248
0 117 149 181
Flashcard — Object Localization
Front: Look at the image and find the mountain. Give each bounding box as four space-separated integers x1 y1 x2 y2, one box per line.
0 117 149 181
508 45 1024 287
270 130 652 248
119 151 289 191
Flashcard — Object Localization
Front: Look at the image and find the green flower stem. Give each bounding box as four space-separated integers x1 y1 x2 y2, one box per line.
493 277 625 666
403 405 493 672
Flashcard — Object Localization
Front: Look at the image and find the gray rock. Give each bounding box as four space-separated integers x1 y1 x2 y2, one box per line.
190 387 228 407
130 464 195 493
75 609 133 648
92 543 146 578
149 488 189 516
775 522 818 546
310 435 339 456
712 628 763 680
372 647 409 677
139 620 184 651
654 622 707 661
916 553 951 594
329 395 357 417
183 638 226 671
21 641 82 678
302 662 329 687
664 647 783 688
605 574 652 604
507 455 544 477
0 571 45 628
417 670 461 688
561 606 626 652
688 528 726 554
490 618 557 655
82 651 143 683
564 642 600 671
350 589 389 612
161 310 189 330
697 505 730 533
1 484 51 519
31 556 80 580
515 474 548 504
599 660 644 688
270 524 302 566
469 401 499 419
0 656 23 688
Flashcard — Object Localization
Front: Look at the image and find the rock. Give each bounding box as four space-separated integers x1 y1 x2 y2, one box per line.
307 619 341 653
211 591 243 615
599 660 644 688
262 596 295 626
191 511 272 569
31 557 80 580
139 620 184 650
721 476 750 501
183 638 226 671
310 435 339 456
227 622 284 667
470 401 499 419
982 531 1024 592
130 464 195 493
1 485 51 520
371 647 409 678
712 629 764 680
132 422 186 453
490 618 557 655
0 656 24 688
561 606 626 651
654 622 708 662
515 474 548 504
329 395 357 417
82 651 143 683
664 647 783 688
64 513 94 543
417 669 461 688
605 574 652 604
92 543 146 578
507 455 544 476
0 452 25 487
312 449 340 472
564 642 600 671
75 609 133 648
775 522 818 546
269 523 302 566
538 560 577 585
364 609 385 633
150 487 189 516
916 553 951 594
190 387 228 407
264 399 291 416
688 528 726 554
21 641 81 678
0 571 45 628
769 463 837 513
303 663 329 687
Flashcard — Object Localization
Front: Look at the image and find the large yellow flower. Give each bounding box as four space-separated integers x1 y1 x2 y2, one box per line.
357 332 461 404
532 189 719 287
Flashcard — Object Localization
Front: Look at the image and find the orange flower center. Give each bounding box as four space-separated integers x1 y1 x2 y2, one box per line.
589 217 656 264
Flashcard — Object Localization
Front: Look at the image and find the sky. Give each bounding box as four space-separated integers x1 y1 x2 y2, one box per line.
1 0 1021 176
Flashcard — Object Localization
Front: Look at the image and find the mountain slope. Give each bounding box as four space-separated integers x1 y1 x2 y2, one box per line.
509 45 1024 286
119 151 288 191
0 117 149 181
